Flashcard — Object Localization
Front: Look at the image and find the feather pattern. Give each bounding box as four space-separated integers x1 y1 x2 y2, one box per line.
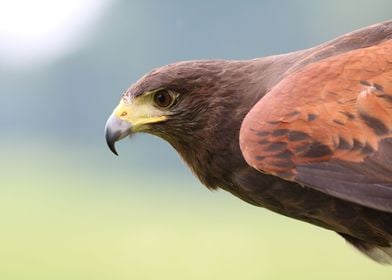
240 39 392 212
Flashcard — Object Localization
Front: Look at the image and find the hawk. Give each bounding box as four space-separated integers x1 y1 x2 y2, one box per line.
105 21 392 263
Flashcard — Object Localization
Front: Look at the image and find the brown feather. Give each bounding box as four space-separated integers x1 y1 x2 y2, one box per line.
240 39 392 212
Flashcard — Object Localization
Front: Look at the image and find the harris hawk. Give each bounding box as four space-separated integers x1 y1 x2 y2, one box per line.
105 21 392 263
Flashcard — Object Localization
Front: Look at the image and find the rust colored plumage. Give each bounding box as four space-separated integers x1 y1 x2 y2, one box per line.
240 40 392 212
106 20 392 263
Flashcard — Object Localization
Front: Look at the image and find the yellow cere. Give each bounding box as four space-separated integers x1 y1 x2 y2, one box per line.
114 96 167 131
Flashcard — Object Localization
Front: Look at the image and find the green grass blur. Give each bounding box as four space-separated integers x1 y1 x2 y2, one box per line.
1 137 391 279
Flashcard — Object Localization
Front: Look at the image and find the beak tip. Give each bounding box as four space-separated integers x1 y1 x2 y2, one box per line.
106 135 120 156
110 146 119 156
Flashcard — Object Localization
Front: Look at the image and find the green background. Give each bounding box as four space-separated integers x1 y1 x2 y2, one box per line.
1 0 392 279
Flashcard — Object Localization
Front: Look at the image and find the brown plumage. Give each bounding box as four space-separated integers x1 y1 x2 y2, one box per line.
241 39 392 211
105 20 392 263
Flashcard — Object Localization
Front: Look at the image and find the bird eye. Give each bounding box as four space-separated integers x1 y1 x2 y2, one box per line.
153 90 175 108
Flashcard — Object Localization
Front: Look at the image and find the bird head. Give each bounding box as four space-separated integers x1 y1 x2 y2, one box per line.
105 59 265 187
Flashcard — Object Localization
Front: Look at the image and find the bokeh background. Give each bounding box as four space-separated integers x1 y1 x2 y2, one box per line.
1 0 391 279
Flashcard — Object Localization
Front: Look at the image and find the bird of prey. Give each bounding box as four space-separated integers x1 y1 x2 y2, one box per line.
105 21 392 263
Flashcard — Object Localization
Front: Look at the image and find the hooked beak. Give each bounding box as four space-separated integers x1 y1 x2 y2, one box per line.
105 113 133 156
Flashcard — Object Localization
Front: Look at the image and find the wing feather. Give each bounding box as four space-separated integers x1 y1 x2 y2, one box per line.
240 39 392 212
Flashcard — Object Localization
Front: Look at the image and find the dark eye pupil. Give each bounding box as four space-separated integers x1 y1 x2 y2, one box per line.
157 93 166 104
154 90 173 107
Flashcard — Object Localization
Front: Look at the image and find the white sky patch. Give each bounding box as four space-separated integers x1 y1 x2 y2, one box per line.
0 0 113 69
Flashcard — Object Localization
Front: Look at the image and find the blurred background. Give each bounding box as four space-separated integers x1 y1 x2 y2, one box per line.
1 0 391 279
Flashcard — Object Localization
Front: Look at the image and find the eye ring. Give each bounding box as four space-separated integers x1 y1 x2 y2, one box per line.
153 90 176 108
